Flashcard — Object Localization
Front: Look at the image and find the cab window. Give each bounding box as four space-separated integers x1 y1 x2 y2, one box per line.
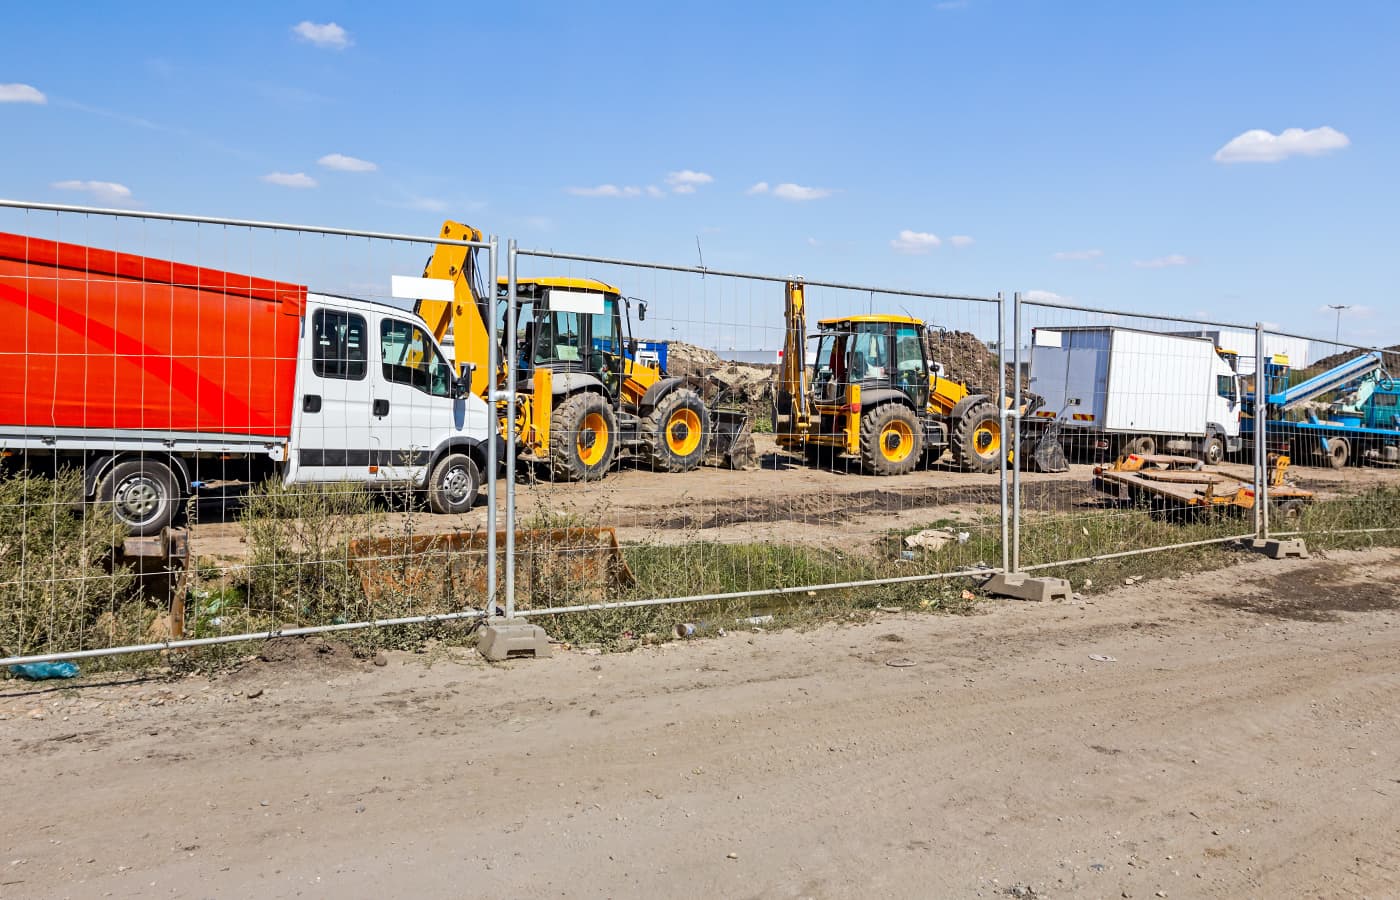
381 319 452 397
1217 375 1236 400
312 310 367 380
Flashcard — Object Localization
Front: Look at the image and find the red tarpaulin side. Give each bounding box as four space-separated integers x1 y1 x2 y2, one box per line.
0 232 307 436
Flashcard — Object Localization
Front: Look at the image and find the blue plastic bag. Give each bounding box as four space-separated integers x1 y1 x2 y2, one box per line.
8 661 80 680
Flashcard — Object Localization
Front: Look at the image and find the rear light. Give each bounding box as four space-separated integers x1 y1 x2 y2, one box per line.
847 403 862 414
1094 439 1110 450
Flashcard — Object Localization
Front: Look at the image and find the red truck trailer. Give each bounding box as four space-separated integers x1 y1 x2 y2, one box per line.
0 232 497 533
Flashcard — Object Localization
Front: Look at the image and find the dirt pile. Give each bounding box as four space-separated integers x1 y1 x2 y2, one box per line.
668 341 776 408
925 330 1014 394
1309 343 1400 374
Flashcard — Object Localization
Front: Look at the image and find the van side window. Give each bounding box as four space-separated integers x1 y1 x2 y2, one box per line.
312 310 367 380
381 319 452 397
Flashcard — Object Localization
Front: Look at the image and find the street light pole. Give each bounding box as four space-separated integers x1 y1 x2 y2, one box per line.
1327 304 1351 347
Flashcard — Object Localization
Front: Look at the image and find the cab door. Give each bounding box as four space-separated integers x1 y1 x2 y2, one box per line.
290 303 373 482
370 314 456 482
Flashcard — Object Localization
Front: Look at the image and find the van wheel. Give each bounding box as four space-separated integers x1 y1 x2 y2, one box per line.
426 453 480 514
98 459 178 536
550 393 617 481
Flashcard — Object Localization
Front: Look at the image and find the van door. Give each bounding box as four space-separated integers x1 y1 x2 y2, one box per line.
290 304 373 482
371 314 456 483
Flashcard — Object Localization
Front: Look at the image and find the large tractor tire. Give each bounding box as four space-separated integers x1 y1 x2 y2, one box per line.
97 458 179 536
860 404 923 476
643 388 710 473
951 400 1003 474
550 393 617 482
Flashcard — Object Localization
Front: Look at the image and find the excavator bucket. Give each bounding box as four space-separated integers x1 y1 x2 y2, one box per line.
1031 420 1070 473
706 407 757 469
348 527 635 610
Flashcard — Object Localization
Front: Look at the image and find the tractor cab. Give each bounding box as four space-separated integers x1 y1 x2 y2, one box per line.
500 277 635 398
811 315 930 410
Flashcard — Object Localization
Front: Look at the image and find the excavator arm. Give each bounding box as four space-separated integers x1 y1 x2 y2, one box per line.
415 220 492 397
774 281 811 440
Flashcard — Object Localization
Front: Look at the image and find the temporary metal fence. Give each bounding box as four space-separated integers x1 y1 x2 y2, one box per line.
1 197 1397 669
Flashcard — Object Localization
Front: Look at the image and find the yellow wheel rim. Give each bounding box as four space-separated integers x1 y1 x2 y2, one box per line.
972 419 1001 457
880 419 915 463
578 411 610 466
665 407 703 457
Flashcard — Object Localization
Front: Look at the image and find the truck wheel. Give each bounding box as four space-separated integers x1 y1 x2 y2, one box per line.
1121 435 1157 457
426 453 480 514
97 459 178 536
860 404 923 476
1325 437 1350 469
950 400 1002 473
1200 436 1225 466
643 388 709 473
550 393 617 482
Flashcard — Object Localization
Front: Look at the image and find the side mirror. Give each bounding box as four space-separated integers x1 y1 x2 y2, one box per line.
637 300 647 322
628 338 639 356
452 363 476 399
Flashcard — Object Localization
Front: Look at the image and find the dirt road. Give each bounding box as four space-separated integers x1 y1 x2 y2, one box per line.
4 547 1399 897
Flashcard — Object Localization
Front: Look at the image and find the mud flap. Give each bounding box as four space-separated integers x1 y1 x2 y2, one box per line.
705 406 757 469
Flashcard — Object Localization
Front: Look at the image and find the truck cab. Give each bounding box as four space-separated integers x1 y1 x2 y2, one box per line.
288 293 496 513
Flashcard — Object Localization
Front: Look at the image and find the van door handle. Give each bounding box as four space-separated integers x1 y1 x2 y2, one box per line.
302 395 322 413
373 399 390 417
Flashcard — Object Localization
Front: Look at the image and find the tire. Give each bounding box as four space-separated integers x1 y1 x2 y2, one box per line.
1200 435 1225 466
426 452 480 515
96 459 178 536
950 400 1002 473
1325 437 1350 469
549 393 617 482
1120 435 1157 457
643 388 710 473
860 403 923 476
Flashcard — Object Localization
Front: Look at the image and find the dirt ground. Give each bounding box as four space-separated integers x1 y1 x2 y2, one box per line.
186 435 1400 563
4 547 1399 898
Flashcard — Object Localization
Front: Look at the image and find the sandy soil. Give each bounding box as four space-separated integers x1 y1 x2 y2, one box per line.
185 435 1400 563
4 547 1399 898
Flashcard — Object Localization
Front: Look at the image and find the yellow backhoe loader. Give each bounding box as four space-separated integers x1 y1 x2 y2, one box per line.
415 221 754 482
772 281 1005 474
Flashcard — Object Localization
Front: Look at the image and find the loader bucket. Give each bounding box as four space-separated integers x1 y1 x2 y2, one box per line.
706 407 757 469
1031 420 1070 473
348 527 636 611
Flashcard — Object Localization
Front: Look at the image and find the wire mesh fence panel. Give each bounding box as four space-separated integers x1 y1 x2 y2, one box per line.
1250 329 1400 549
1011 297 1270 579
0 202 499 667
498 248 1008 642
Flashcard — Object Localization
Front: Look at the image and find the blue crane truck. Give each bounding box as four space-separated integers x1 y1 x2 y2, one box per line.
1243 351 1400 468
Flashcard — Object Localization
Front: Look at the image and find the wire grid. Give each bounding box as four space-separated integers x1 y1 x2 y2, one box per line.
504 250 1006 628
0 204 498 666
1252 331 1400 547
1012 300 1266 573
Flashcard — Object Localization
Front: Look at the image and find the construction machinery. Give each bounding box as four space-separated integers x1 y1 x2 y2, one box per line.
416 221 754 481
772 281 1005 474
1093 452 1313 522
1243 350 1400 468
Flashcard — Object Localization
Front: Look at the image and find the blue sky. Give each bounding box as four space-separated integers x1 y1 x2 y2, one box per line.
2 0 1397 351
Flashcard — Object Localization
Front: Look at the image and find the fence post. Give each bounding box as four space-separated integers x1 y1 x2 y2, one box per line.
997 291 1010 574
1011 290 1023 572
485 235 499 616
1253 321 1269 540
504 239 519 618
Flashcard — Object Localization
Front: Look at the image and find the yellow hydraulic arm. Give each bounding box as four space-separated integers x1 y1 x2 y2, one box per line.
416 220 492 398
775 281 811 439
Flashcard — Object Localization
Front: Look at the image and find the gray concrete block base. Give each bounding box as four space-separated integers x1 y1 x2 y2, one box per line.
477 619 553 661
1249 538 1310 560
984 573 1073 602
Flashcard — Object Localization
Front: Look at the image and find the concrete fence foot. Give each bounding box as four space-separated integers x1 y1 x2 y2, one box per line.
984 573 1073 602
477 619 552 661
1248 538 1310 560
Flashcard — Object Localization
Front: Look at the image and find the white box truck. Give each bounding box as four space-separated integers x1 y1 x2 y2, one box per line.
1026 326 1244 463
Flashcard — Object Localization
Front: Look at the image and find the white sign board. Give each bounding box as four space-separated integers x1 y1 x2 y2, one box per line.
391 275 454 302
547 289 605 315
1033 328 1063 348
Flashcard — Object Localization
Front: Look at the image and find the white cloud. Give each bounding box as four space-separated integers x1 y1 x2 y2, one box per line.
771 182 832 201
746 182 770 195
646 185 666 198
949 235 974 248
566 184 644 198
1133 254 1190 269
51 180 134 205
665 170 713 194
1213 126 1350 164
261 171 317 189
1023 290 1068 303
292 21 351 50
0 83 46 104
1053 248 1103 261
890 230 942 254
317 153 377 173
